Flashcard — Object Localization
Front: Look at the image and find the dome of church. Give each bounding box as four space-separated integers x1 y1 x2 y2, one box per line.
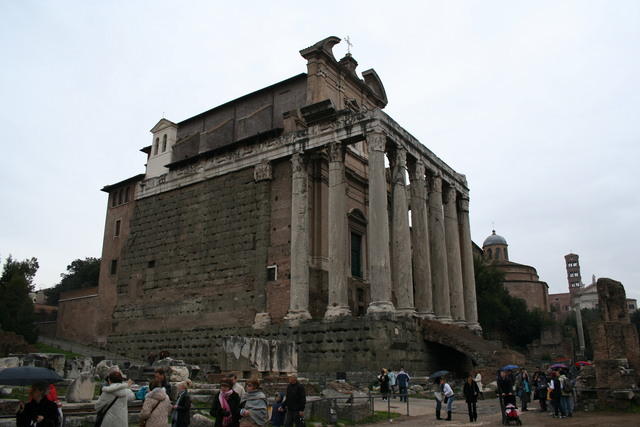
483 230 507 247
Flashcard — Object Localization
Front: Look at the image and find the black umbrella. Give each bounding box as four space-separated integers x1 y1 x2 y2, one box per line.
0 367 64 386
430 370 450 379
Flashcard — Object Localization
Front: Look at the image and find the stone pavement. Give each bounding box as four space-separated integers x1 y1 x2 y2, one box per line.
369 398 640 426
372 396 503 424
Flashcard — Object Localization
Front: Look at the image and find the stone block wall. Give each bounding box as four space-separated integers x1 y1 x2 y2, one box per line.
112 166 273 333
591 322 640 370
107 318 436 381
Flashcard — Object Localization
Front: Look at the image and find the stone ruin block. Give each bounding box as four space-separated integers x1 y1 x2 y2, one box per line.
0 357 20 370
597 278 629 322
21 353 65 376
95 360 120 380
64 357 93 380
168 365 190 382
222 336 297 373
66 373 96 403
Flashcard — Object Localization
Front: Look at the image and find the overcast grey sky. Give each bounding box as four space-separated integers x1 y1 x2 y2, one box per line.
1 0 638 301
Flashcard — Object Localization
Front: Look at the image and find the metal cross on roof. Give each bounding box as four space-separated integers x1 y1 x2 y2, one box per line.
344 36 353 54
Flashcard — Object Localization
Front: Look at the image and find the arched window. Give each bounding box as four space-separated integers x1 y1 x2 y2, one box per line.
487 248 492 259
503 247 508 260
162 134 167 152
495 248 501 259
153 137 159 155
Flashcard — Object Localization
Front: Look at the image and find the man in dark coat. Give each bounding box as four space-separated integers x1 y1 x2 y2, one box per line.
497 370 514 397
396 368 410 402
16 382 60 427
549 371 563 418
172 381 192 427
282 375 306 427
463 375 480 422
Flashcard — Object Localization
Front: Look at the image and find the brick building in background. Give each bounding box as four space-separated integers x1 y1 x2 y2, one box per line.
481 230 550 312
549 253 637 320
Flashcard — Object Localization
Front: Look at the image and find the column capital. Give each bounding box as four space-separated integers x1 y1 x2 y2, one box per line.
428 174 442 193
410 159 426 182
328 141 345 163
391 147 407 184
254 160 273 182
291 152 305 172
444 186 458 205
458 195 470 213
367 132 386 152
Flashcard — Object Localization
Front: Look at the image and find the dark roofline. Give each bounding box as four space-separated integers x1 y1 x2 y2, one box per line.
101 173 146 193
165 128 283 170
178 73 307 126
140 145 151 154
494 260 538 272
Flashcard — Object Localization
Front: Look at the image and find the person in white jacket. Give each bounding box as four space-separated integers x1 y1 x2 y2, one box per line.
95 371 135 427
441 377 455 421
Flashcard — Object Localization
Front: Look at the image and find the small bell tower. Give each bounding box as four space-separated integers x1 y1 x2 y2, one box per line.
146 118 177 178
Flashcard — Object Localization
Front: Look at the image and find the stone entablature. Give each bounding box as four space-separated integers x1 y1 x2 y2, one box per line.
136 110 469 201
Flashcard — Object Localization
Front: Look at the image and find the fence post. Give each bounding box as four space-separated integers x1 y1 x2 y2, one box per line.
387 394 391 421
406 393 409 416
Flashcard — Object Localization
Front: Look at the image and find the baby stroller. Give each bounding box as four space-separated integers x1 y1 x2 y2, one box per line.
501 394 522 425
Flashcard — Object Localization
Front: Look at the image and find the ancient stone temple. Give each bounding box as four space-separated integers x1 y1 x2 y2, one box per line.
58 37 483 379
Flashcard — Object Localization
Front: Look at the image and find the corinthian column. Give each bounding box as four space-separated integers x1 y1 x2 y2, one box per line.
428 174 452 322
324 141 351 320
391 147 415 316
458 195 481 332
366 132 395 316
284 153 312 326
409 160 434 318
444 186 466 324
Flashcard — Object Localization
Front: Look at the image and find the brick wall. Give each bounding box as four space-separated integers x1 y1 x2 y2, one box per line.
56 287 99 344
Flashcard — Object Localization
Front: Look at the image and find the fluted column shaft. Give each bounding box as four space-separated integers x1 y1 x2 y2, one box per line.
366 133 395 315
325 142 351 320
391 147 415 315
428 175 452 321
458 196 480 331
444 186 466 323
409 160 434 318
285 153 312 326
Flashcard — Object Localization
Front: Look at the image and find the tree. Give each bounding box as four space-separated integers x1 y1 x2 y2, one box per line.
474 256 552 349
0 256 39 343
45 257 101 305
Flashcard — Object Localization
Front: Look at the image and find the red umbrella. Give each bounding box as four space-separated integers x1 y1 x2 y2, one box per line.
575 361 592 366
550 363 568 369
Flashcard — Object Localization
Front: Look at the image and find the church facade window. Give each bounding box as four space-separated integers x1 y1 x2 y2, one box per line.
114 219 121 237
154 137 159 155
110 259 118 275
162 134 167 152
347 208 367 280
351 232 363 278
267 265 277 281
